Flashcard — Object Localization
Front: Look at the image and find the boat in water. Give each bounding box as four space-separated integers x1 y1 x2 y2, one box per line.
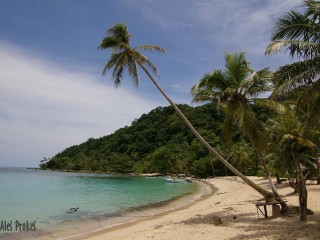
165 178 192 183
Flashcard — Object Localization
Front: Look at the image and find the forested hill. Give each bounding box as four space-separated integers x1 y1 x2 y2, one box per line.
40 104 239 176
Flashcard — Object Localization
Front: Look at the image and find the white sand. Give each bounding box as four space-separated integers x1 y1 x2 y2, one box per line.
73 177 320 240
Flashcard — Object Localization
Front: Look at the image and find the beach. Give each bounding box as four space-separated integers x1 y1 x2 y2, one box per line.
72 176 320 240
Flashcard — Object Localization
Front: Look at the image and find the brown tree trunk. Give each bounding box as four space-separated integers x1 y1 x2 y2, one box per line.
292 150 309 221
276 172 282 184
289 180 298 193
297 174 308 221
317 156 320 185
210 158 216 177
254 147 288 210
141 65 275 202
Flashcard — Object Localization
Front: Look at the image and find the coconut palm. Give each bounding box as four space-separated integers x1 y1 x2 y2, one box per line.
191 52 285 203
265 0 320 128
266 0 320 185
98 23 274 202
267 107 317 221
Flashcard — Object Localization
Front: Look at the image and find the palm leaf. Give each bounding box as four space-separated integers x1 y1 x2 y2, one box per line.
242 68 273 97
137 45 165 53
266 40 320 59
99 23 163 86
225 52 250 87
221 112 233 146
98 37 122 50
253 98 286 113
271 58 320 98
107 23 131 44
127 57 140 86
297 80 320 122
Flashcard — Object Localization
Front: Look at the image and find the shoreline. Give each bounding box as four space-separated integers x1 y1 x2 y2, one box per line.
3 176 319 239
64 180 215 240
78 176 320 240
1 179 212 240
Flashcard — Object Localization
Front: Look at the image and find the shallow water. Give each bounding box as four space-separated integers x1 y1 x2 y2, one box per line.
0 167 196 235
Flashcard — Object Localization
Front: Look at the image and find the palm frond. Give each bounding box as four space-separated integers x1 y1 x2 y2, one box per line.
305 0 320 19
271 58 320 98
221 113 234 146
253 99 286 113
280 133 296 145
143 58 160 78
242 68 273 97
266 40 320 59
98 37 121 50
137 45 166 53
113 65 124 87
102 52 128 86
191 89 214 103
297 80 320 121
127 57 140 87
99 23 165 87
102 52 124 76
271 11 310 39
296 137 317 149
225 52 251 87
106 23 131 44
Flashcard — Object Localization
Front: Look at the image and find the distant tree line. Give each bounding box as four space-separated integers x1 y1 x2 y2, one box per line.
40 104 265 178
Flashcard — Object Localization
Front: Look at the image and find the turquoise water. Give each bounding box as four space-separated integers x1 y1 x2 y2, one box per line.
0 168 196 233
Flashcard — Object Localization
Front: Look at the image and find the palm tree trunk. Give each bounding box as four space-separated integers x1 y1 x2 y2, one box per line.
250 140 288 211
140 64 275 202
316 154 320 185
292 150 309 221
256 149 284 197
298 173 308 221
276 172 282 184
210 157 216 177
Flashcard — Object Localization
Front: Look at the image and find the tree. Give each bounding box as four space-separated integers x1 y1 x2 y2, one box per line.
98 23 275 202
226 140 255 175
265 0 320 132
267 107 317 221
191 52 284 204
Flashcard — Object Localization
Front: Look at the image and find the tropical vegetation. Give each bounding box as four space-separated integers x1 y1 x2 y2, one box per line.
190 52 282 201
265 0 320 221
41 104 268 176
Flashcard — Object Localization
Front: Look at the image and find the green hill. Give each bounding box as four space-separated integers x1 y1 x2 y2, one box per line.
40 104 245 177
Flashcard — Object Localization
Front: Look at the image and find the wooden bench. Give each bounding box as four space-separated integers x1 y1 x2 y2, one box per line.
255 201 282 219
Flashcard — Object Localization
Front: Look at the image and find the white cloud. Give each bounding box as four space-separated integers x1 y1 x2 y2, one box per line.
122 0 301 56
195 0 302 54
0 42 160 167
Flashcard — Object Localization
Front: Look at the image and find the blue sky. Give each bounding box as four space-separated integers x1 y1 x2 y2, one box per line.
0 0 302 167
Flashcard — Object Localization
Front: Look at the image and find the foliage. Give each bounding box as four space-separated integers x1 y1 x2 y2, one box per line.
41 104 229 176
266 0 320 124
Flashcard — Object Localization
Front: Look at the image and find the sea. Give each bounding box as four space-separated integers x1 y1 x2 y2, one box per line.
0 167 198 239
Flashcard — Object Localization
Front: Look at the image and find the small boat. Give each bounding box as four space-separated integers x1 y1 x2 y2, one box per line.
165 177 193 183
165 178 184 183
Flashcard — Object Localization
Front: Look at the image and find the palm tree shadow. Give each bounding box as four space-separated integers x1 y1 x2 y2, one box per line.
181 211 254 226
227 214 320 240
181 210 320 240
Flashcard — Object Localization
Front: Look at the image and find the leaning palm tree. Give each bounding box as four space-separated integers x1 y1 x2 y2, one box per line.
191 52 286 205
98 23 274 202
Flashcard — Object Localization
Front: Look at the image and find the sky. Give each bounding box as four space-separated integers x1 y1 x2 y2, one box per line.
0 0 302 167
